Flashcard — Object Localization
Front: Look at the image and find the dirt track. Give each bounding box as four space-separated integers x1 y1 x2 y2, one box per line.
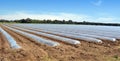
0 24 120 61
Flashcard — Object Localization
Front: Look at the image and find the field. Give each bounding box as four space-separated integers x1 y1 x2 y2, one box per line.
0 24 120 61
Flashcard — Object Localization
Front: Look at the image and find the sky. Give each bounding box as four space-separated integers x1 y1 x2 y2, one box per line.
0 0 120 23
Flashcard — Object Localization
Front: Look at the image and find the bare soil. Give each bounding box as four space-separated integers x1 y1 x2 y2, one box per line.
0 25 120 61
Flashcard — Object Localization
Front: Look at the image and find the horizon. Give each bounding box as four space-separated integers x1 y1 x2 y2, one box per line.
0 0 120 23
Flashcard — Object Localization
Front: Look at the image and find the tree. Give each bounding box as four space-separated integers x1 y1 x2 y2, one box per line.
68 20 73 24
26 18 32 23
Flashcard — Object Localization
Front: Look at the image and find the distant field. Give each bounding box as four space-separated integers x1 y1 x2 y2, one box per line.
0 24 120 61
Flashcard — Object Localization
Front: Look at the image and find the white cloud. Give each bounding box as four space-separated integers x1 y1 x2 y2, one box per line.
95 17 118 23
97 17 116 21
0 12 89 21
92 0 102 6
0 12 119 23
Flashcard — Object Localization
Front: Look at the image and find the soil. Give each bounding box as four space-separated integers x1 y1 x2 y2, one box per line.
0 24 120 61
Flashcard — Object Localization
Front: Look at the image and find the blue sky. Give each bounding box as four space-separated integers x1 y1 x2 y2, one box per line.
0 0 120 23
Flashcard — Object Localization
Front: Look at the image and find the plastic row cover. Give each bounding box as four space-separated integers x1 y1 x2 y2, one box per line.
42 30 102 43
75 33 116 42
25 27 102 43
72 30 120 39
55 27 120 39
13 24 120 36
0 27 21 49
12 24 120 39
4 25 60 47
49 29 116 42
8 25 80 44
11 25 102 43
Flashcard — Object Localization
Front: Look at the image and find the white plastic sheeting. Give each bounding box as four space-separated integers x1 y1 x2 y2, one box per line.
15 24 120 39
46 28 120 39
73 30 120 39
46 29 116 42
10 24 120 41
7 25 80 44
4 25 60 47
75 33 116 42
41 30 102 43
9 25 102 43
0 27 21 49
32 29 116 42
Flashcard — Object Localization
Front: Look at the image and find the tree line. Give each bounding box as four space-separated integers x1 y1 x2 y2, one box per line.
0 18 120 26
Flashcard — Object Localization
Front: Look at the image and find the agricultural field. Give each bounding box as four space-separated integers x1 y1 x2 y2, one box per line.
0 24 120 61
